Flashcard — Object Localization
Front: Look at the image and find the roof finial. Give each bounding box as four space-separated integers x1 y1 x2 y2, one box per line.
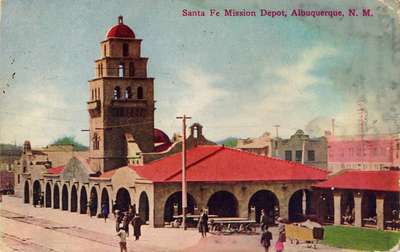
118 16 123 24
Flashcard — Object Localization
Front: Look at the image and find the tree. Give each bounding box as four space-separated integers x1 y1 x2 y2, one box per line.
51 136 88 151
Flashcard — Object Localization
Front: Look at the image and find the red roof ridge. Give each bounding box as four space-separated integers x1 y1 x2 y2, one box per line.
341 169 399 174
224 146 329 173
327 168 352 178
313 169 399 192
163 146 225 181
142 144 220 165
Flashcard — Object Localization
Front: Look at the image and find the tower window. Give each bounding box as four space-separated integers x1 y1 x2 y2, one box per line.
92 89 94 100
97 88 100 99
104 44 107 57
113 86 121 99
123 43 129 57
137 86 143 99
129 62 135 77
125 87 132 99
118 63 125 77
99 63 103 77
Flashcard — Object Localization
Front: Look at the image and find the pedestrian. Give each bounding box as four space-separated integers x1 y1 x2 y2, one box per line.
130 204 137 216
88 198 93 217
198 209 209 238
260 209 268 232
128 205 135 224
101 202 109 222
112 200 117 218
260 226 272 252
132 213 143 240
275 239 284 252
40 193 44 208
277 217 286 243
115 210 122 232
122 214 130 236
117 226 128 252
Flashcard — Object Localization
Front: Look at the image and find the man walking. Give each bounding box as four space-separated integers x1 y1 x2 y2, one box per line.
198 209 209 238
132 213 143 240
260 209 268 231
260 226 272 252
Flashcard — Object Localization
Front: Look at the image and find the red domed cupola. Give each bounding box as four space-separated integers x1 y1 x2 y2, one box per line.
106 16 135 39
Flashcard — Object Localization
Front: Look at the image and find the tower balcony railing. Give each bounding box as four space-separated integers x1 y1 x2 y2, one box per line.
111 98 147 108
87 100 101 111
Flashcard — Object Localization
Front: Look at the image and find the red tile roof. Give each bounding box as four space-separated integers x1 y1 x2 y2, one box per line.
313 170 400 192
98 169 116 179
46 166 64 175
132 145 328 183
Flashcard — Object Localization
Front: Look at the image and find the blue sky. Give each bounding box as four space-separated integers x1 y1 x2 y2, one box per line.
0 0 399 146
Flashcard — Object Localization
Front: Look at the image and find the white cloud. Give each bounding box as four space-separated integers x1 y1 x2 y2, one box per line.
256 45 336 114
215 45 338 138
174 66 228 117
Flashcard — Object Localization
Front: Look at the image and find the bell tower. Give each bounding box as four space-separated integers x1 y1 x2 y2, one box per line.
87 16 155 173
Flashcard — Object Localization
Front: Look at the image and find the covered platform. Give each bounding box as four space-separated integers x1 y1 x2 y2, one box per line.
313 170 400 230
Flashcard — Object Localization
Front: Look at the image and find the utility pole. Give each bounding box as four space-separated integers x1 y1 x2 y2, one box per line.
176 114 191 230
301 139 306 164
358 102 367 169
331 118 335 136
273 125 280 138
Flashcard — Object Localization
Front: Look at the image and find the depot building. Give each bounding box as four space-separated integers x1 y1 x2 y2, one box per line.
21 144 329 227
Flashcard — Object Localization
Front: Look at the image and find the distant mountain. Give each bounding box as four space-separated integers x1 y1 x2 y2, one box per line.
216 137 238 147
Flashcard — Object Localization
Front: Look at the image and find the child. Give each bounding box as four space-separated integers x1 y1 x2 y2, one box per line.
260 226 272 252
117 227 127 252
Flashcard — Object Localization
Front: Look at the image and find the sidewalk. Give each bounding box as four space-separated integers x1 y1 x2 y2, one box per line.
0 196 200 251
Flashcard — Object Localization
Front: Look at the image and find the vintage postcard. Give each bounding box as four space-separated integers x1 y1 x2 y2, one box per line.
0 0 399 251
